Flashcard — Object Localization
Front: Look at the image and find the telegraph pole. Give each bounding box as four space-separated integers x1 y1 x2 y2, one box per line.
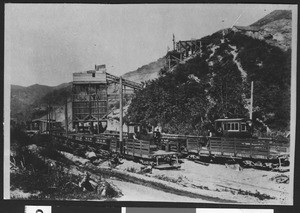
65 99 68 137
119 77 123 154
173 34 175 51
250 81 254 120
47 104 49 133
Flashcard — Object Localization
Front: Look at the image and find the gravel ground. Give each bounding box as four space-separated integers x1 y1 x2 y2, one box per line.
114 158 292 204
22 146 291 204
110 179 208 202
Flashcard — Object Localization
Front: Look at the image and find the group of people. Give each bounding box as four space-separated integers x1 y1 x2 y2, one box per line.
130 127 161 143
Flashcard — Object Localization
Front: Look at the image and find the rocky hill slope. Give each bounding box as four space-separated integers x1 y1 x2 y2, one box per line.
251 10 292 27
122 57 167 83
253 10 292 51
127 11 292 134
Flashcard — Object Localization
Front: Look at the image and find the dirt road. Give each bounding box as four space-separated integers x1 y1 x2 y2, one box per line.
110 179 207 202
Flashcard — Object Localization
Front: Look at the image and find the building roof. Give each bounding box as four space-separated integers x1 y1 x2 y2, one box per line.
233 25 260 32
215 118 248 122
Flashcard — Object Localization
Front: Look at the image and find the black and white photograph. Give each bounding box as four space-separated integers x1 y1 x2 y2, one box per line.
4 3 297 204
24 205 52 213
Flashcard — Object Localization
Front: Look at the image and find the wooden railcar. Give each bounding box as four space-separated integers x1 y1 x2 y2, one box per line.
185 118 289 161
214 118 252 138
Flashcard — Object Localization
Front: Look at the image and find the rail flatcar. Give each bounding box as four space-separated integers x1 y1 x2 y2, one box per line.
51 118 289 167
186 118 289 162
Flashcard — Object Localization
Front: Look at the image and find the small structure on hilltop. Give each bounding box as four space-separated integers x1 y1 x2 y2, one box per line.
232 25 260 33
232 25 263 39
166 35 203 69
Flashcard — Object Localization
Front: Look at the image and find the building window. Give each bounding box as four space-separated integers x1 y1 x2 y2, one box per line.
235 123 239 130
241 123 246 131
227 122 239 131
230 123 234 130
92 73 95 77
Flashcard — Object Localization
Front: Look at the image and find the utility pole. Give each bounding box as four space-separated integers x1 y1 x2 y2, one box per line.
47 104 50 134
250 81 254 120
49 105 52 136
65 99 68 137
119 77 123 154
47 104 49 133
173 34 175 51
97 90 100 134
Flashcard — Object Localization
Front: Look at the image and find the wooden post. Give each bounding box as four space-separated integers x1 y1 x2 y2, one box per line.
267 139 270 159
250 139 253 158
209 137 211 155
47 104 49 133
48 104 51 135
278 157 282 168
97 87 100 134
234 138 236 157
250 81 254 120
140 140 142 157
119 77 123 154
173 34 175 51
65 99 68 138
221 137 223 155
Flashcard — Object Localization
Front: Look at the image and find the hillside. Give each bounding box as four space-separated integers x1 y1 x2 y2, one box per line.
122 10 292 84
250 10 292 27
11 83 71 122
253 10 292 51
122 57 167 83
127 26 291 134
11 84 53 106
11 84 54 122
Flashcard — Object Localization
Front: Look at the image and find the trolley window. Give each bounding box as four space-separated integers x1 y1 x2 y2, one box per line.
227 122 239 131
241 123 247 131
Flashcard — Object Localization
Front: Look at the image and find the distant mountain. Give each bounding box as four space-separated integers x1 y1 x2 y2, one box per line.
54 82 72 90
11 84 53 121
10 83 71 122
11 84 52 105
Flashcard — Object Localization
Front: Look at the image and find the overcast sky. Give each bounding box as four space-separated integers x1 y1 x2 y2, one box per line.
5 4 294 87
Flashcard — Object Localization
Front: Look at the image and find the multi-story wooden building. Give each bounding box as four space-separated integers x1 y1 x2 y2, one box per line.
72 65 108 133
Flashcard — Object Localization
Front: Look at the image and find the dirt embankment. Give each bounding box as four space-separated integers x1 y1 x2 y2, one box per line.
59 149 291 204
13 143 291 204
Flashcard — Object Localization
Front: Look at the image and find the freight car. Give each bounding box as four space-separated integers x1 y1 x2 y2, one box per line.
186 118 290 165
52 118 289 168
51 130 182 168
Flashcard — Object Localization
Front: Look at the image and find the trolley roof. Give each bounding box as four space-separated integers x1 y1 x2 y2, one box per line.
215 118 248 122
